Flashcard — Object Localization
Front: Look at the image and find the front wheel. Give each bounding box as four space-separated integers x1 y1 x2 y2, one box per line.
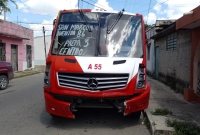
0 75 8 90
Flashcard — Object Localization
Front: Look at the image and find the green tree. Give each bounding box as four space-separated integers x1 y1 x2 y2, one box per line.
0 0 18 15
145 24 152 30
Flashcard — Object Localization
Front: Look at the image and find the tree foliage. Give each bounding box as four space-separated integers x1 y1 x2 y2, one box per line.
0 0 18 15
145 24 152 30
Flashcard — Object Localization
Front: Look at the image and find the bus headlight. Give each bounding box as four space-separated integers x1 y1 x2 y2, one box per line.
44 63 51 87
136 64 146 89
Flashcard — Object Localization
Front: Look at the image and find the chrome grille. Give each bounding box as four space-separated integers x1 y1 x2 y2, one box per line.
57 72 129 91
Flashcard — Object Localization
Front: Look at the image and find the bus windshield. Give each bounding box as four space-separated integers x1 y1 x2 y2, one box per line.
52 12 143 58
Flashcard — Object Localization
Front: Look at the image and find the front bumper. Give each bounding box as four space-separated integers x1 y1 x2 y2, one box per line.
44 91 75 119
44 82 150 119
124 82 150 115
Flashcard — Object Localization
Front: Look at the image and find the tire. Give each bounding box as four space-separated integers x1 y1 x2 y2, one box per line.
129 111 141 119
0 75 8 90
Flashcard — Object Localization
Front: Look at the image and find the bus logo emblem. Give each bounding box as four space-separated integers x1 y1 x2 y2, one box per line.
87 78 98 90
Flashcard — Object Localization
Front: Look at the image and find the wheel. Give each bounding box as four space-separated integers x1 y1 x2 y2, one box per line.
0 75 8 90
129 111 141 119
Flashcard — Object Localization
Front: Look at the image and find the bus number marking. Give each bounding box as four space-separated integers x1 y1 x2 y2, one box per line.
88 64 102 70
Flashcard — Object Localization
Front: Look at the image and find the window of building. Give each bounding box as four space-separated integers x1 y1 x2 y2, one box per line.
147 44 150 60
0 43 6 61
166 32 177 51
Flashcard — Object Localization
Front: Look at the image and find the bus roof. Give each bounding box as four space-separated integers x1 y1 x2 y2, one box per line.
91 9 136 16
58 9 138 16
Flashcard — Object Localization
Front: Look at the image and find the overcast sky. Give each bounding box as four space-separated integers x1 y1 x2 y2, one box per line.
1 0 199 37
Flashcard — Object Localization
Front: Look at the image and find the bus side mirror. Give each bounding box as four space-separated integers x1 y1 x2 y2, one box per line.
53 19 56 28
52 19 56 39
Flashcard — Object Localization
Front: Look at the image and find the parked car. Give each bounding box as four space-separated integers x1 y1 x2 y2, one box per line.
0 62 14 90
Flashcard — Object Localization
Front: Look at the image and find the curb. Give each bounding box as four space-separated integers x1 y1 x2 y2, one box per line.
14 71 44 79
146 109 175 135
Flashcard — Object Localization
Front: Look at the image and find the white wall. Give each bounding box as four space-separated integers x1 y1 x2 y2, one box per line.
146 26 156 75
22 61 35 70
34 35 51 65
147 40 155 73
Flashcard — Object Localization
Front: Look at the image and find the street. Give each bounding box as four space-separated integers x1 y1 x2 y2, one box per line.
0 73 150 135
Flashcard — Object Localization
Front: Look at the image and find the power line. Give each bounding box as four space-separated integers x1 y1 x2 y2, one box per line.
0 23 52 31
7 13 17 24
81 0 106 10
44 0 46 14
8 0 166 17
18 22 53 25
9 8 58 16
106 0 126 9
138 0 169 13
146 0 152 24
33 30 52 31
128 0 132 12
6 0 171 26
89 0 107 9
130 0 137 13
124 0 128 9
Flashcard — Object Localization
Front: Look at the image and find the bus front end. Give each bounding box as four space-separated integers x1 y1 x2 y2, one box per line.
43 9 150 119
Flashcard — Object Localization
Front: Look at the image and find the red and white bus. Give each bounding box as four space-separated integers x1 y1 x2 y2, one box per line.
43 9 150 119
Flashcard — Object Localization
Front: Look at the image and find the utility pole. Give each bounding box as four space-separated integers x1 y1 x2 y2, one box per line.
43 26 47 59
4 9 6 21
4 2 7 21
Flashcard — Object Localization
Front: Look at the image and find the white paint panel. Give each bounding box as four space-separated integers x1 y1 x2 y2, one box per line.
22 61 35 70
75 57 143 83
23 61 27 71
32 61 35 68
34 35 51 65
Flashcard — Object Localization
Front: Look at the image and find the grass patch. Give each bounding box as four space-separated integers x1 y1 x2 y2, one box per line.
144 117 150 129
14 71 43 79
151 108 172 116
166 119 200 135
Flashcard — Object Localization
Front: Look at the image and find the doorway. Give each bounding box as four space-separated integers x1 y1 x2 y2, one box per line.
155 46 159 78
193 42 200 95
0 43 6 61
197 62 200 94
26 45 32 68
11 44 18 71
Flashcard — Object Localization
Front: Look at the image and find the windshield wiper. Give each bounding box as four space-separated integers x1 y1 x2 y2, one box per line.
78 9 92 32
107 9 125 34
96 13 101 56
56 41 66 54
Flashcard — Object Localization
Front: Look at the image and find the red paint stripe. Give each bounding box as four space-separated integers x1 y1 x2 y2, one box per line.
54 56 84 73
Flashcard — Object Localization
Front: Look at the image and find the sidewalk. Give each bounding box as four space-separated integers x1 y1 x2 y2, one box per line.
14 65 45 78
146 76 200 135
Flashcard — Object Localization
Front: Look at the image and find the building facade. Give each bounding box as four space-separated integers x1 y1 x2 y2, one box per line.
149 6 200 103
0 20 34 71
34 35 51 65
176 6 200 103
151 24 191 92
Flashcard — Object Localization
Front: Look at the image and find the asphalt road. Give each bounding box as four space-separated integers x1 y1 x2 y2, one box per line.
0 73 150 135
